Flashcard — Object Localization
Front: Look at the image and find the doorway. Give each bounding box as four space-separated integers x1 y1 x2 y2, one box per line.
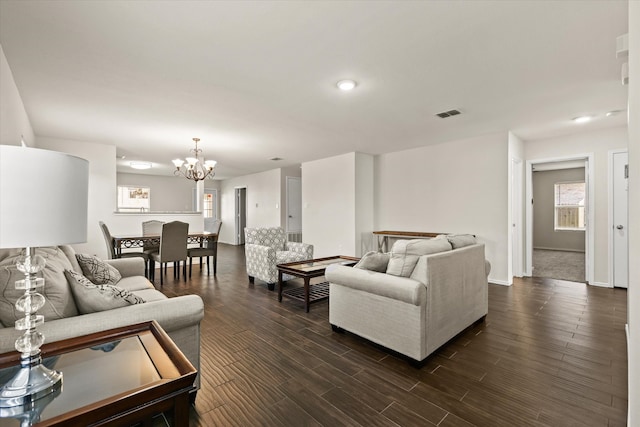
526 155 594 284
203 189 218 233
286 176 302 241
234 187 247 245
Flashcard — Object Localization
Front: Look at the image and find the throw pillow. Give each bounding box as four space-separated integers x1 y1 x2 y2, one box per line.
355 251 390 273
447 234 477 249
386 238 452 277
64 270 145 314
0 247 79 325
76 254 122 286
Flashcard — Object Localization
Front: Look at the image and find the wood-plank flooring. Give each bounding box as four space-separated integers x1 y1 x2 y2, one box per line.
157 244 628 426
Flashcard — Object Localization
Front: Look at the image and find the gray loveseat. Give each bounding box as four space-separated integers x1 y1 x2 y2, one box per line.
326 235 490 364
0 245 204 393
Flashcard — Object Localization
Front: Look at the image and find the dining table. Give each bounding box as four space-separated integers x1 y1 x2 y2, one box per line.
112 231 217 257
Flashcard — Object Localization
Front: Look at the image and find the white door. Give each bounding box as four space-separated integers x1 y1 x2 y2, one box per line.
203 189 218 232
286 177 302 233
613 151 629 288
511 158 523 278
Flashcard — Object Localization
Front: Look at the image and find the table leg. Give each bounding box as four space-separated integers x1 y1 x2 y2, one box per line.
278 270 284 302
304 278 310 313
172 392 190 426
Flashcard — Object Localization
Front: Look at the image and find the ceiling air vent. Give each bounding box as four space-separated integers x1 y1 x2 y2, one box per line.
436 109 462 118
270 157 283 161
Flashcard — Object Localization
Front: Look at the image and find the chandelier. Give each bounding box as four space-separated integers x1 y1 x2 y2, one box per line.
172 137 217 182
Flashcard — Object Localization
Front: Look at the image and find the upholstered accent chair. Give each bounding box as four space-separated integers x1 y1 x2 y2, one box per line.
244 227 313 290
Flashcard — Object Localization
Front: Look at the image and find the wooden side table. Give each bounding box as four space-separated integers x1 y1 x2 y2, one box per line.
0 321 196 427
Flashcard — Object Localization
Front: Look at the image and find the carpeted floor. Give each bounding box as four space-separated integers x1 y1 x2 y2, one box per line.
533 249 585 283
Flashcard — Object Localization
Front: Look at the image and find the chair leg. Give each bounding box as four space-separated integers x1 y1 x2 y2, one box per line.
189 257 192 278
206 256 210 275
199 257 203 271
248 275 254 283
183 261 187 280
160 263 164 286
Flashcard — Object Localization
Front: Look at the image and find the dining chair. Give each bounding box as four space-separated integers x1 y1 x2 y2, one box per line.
142 220 164 254
99 221 149 276
148 221 189 286
188 220 222 277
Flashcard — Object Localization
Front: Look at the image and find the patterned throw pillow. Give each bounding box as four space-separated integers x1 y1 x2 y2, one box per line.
76 254 122 286
64 270 145 314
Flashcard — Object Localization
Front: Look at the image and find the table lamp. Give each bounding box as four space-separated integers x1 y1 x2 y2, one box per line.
0 145 89 407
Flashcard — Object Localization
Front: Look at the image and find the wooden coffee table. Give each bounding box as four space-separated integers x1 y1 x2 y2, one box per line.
0 321 196 427
277 256 359 312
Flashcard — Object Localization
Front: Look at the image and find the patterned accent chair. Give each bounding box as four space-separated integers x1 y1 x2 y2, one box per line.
244 227 313 290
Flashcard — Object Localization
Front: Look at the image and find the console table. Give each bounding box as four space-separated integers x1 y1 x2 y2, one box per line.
0 321 196 427
373 230 446 252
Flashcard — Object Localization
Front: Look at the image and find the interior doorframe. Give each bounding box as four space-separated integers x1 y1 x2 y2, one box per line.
234 186 247 245
525 153 594 283
608 148 629 288
511 157 524 278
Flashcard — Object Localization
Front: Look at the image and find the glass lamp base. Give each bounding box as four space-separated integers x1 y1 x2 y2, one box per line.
0 354 62 408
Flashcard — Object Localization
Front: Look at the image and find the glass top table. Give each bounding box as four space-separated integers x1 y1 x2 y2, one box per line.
0 321 196 427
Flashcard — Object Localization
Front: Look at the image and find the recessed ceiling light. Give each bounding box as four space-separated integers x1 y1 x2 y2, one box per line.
572 116 592 124
336 80 357 91
130 161 152 170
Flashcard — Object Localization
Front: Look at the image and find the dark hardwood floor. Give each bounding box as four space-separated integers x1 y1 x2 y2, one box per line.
157 243 628 426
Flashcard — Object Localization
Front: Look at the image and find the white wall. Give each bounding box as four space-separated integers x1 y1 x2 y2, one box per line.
355 153 375 255
0 44 34 146
303 153 355 257
524 126 628 285
219 168 281 244
35 137 116 258
627 1 639 424
375 133 510 285
303 152 374 258
117 172 197 212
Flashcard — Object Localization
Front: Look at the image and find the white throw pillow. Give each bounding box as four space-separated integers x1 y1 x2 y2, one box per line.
354 251 390 273
386 238 452 277
446 234 477 249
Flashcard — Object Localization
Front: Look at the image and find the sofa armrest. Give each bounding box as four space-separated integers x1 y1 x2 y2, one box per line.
245 243 276 276
285 242 313 259
105 257 146 278
326 265 426 306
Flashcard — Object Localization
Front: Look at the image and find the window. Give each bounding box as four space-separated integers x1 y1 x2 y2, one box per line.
117 186 150 212
554 182 585 231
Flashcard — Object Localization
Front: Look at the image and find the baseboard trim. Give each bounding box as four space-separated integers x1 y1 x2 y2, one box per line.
590 281 612 288
533 247 585 253
489 279 511 286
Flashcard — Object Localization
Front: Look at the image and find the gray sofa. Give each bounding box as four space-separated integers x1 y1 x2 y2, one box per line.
326 235 490 364
0 245 204 392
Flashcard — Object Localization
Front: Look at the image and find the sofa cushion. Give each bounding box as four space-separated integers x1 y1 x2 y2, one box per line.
65 270 145 314
116 276 155 292
76 253 122 286
355 251 390 273
132 289 168 303
386 238 452 277
0 247 79 325
447 234 477 249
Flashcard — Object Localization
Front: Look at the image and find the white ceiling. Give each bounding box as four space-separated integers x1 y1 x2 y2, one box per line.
0 1 629 179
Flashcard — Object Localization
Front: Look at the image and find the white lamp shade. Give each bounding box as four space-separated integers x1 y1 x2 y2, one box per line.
0 145 89 248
